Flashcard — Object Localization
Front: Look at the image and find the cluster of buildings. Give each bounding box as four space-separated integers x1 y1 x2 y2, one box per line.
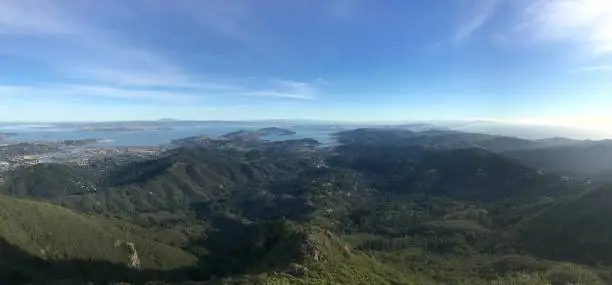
0 146 162 174
0 155 42 170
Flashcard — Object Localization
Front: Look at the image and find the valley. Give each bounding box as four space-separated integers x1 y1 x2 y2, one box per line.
0 127 612 284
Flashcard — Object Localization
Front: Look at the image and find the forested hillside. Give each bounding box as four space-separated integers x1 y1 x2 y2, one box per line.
504 142 612 180
0 129 611 284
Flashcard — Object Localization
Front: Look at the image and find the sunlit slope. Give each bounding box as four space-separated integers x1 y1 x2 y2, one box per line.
0 195 196 270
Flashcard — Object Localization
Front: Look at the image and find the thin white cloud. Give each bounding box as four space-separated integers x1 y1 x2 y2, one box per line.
241 91 315 100
73 69 200 88
0 84 202 103
63 85 202 101
274 79 317 94
513 0 612 55
455 0 502 43
570 65 612 73
0 0 82 35
0 0 325 108
0 78 321 105
251 79 321 100
72 68 243 91
0 0 202 90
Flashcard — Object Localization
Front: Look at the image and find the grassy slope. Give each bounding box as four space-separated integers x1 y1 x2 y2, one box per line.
0 195 197 270
211 228 435 285
515 187 612 266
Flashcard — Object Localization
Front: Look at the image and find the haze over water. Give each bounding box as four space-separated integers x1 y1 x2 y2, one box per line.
1 124 338 147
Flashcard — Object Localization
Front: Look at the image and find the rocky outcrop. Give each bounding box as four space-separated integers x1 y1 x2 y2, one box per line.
301 240 320 262
284 263 309 277
114 240 141 269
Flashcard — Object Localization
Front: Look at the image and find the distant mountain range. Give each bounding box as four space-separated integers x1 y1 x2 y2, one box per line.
2 119 609 140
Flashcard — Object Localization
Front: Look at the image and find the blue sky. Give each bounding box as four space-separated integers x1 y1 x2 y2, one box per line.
0 0 611 127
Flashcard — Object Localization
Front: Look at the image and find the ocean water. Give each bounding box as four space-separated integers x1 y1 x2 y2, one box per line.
2 124 338 147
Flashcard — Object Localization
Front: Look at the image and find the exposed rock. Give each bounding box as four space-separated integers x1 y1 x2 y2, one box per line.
284 263 309 277
301 240 320 262
114 240 141 269
344 244 352 254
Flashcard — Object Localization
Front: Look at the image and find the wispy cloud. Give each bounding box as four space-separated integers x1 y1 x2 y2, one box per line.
0 0 323 105
241 91 315 100
240 79 321 100
512 0 612 55
0 0 200 91
454 0 502 44
0 84 202 103
570 64 612 73
274 80 318 95
451 0 612 56
71 67 243 91
0 0 83 35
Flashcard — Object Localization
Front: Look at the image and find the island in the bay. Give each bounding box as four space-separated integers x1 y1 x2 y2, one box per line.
222 127 297 140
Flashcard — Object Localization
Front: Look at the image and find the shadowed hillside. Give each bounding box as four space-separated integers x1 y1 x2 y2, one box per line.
331 144 578 201
504 142 612 180
515 186 612 266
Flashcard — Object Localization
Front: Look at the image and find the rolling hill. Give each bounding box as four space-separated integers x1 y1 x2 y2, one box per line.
334 128 557 152
330 144 579 201
0 195 196 269
503 141 612 180
1 128 611 284
515 186 612 266
0 163 98 199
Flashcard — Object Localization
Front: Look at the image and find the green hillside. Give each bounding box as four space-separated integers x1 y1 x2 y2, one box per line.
1 130 612 284
1 163 98 198
330 144 578 201
515 186 612 266
0 195 197 270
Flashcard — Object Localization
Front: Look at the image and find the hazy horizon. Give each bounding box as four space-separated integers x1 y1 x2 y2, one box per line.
1 119 611 140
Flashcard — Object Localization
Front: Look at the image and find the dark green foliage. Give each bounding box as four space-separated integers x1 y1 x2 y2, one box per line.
0 164 98 199
331 144 577 201
194 219 305 277
516 187 612 266
479 255 550 278
2 129 612 284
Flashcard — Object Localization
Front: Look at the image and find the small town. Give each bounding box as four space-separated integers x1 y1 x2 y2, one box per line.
0 140 162 178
